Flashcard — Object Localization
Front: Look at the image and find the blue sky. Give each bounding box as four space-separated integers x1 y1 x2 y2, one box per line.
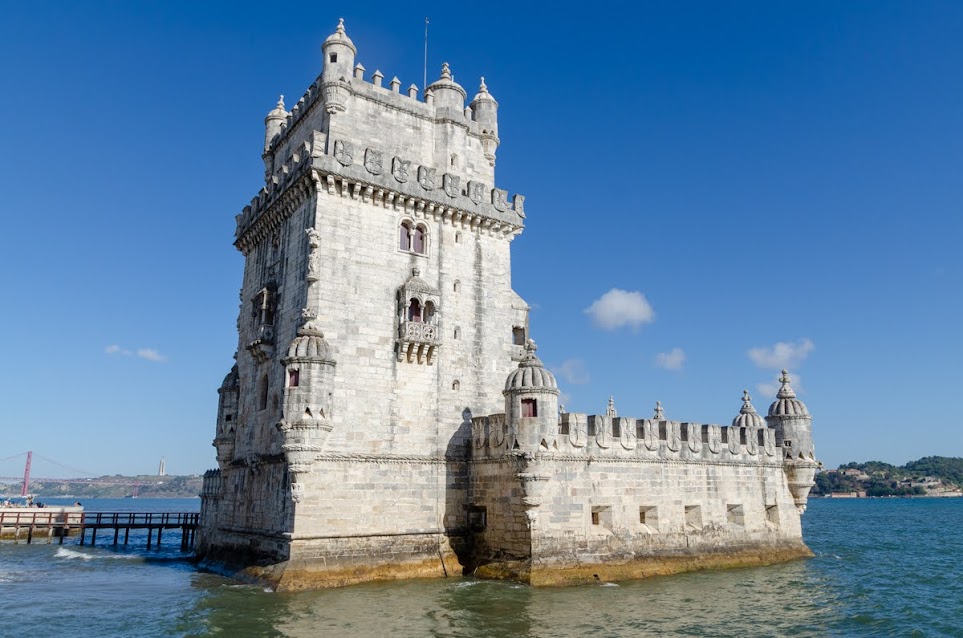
1 2 961 476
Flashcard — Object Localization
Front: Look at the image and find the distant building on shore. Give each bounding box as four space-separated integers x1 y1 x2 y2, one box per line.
196 20 820 590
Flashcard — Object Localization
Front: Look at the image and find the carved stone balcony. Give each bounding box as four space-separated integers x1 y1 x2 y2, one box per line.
246 323 276 363
397 321 439 364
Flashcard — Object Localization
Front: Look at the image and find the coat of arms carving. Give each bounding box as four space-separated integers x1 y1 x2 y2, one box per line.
468 181 484 205
492 188 508 212
364 148 383 175
443 173 460 198
333 140 353 166
392 158 410 183
417 166 436 190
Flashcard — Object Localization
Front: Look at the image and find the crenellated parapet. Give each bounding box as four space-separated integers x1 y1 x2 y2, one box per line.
471 412 781 466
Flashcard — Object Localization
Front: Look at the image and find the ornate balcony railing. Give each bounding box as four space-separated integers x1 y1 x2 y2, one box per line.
400 321 438 344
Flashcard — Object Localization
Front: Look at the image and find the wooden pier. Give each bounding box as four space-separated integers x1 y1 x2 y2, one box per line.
0 510 198 551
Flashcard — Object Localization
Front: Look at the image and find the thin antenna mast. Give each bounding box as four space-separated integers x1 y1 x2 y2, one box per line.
423 17 429 95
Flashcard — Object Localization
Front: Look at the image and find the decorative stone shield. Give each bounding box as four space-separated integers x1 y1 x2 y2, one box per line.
492 188 508 212
443 173 460 198
364 148 383 175
418 166 436 190
666 421 682 452
764 428 776 456
643 420 659 451
687 423 702 453
468 180 484 205
334 140 353 166
392 158 410 183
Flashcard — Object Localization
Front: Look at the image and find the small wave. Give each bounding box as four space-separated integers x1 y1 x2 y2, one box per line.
55 547 141 561
599 582 620 587
454 581 484 588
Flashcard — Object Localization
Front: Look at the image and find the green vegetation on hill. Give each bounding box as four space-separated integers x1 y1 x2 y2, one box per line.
814 456 963 497
0 475 202 498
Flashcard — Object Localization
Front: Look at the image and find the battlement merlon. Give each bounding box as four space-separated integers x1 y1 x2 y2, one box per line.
234 138 525 254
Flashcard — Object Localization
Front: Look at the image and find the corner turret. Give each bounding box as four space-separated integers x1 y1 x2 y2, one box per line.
503 339 559 452
765 370 819 512
470 78 500 166
732 390 765 428
213 363 239 469
321 19 355 113
264 95 287 152
426 63 467 112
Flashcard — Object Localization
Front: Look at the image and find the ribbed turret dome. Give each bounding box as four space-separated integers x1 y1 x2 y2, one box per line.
266 95 287 121
504 340 558 392
733 390 766 427
323 18 356 53
426 63 467 105
286 325 333 361
470 77 497 106
220 364 239 389
768 370 810 417
402 267 437 295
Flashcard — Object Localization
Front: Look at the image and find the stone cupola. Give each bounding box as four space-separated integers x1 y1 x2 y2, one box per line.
732 390 765 428
213 363 240 469
277 319 337 500
470 77 500 166
321 19 355 113
765 370 819 513
264 95 288 152
426 62 467 112
503 339 559 453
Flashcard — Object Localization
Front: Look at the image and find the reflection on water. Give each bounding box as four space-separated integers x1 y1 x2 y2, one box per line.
5 498 963 637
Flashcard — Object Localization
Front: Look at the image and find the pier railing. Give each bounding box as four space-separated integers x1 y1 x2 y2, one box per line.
0 510 198 550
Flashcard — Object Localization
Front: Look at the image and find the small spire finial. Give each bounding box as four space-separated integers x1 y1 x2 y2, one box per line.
277 95 285 109
336 18 345 34
606 396 617 417
525 338 537 353
653 401 664 420
440 62 451 80
780 369 790 384
740 389 757 414
776 370 797 399
479 77 488 92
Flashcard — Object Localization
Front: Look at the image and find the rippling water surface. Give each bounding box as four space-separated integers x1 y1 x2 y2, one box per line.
1 497 961 637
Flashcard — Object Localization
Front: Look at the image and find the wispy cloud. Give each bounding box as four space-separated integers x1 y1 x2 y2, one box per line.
655 347 686 371
136 348 168 363
584 288 655 331
552 359 590 385
747 338 814 369
106 344 168 363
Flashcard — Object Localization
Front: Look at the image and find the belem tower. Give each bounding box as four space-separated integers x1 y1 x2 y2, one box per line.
197 20 820 590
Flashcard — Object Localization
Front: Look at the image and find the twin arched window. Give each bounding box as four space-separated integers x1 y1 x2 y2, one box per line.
399 221 427 255
407 299 435 324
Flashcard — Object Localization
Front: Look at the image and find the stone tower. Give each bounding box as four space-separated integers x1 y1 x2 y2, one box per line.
197 19 528 589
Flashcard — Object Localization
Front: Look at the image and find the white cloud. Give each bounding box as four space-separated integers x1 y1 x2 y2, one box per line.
747 338 814 369
584 288 655 331
553 359 590 385
655 348 686 371
136 348 168 363
106 344 167 362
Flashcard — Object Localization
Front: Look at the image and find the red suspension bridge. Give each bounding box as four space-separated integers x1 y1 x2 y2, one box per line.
0 451 145 496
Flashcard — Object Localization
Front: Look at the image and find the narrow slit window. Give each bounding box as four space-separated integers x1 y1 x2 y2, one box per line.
413 225 426 254
288 369 300 388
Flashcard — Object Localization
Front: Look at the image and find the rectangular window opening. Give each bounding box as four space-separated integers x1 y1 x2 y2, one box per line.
512 327 526 346
468 505 487 531
591 506 612 529
521 398 537 418
640 506 659 532
684 505 702 531
288 369 300 388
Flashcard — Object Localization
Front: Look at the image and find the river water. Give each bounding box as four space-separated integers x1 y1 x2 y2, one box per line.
1 497 960 637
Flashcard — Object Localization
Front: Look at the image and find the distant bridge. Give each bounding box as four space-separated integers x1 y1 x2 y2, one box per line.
0 451 146 496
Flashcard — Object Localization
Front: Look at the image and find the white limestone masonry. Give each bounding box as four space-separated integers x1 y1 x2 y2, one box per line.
197 20 819 590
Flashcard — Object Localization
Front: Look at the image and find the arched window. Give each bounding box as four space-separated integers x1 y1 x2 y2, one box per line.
423 301 435 324
455 232 462 244
453 327 461 340
452 380 460 391
408 298 422 322
399 222 412 251
412 225 426 254
258 375 269 411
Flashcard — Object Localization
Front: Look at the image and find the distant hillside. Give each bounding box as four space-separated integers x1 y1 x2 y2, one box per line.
0 474 202 499
814 456 963 497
